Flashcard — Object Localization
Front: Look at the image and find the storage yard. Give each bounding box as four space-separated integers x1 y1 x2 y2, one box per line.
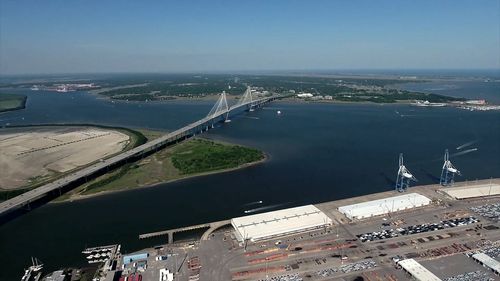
37 179 500 281
0 126 130 189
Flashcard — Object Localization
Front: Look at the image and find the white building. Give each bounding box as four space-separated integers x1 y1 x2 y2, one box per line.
297 93 313 98
398 259 442 281
231 205 332 242
338 193 431 220
440 183 500 200
472 253 500 275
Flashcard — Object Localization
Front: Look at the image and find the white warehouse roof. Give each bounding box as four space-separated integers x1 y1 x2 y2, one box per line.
472 253 500 275
231 205 332 242
398 259 442 281
440 183 500 199
338 193 431 220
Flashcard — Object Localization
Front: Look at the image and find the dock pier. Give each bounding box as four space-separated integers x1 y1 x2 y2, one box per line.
139 220 231 244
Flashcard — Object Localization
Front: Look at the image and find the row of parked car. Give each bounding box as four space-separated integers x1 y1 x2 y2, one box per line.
470 203 500 221
258 273 303 281
444 270 494 281
357 216 479 242
316 260 377 277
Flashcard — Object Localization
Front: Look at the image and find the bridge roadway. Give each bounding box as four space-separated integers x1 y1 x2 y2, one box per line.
0 97 275 217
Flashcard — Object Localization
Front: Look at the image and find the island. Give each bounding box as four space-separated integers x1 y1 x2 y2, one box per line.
55 138 265 201
0 93 27 112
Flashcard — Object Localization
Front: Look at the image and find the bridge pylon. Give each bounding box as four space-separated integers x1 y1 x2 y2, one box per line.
395 153 417 192
237 86 254 111
440 149 461 186
207 91 230 121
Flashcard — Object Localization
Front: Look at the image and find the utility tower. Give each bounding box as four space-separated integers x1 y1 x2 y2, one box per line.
395 153 417 192
440 149 461 186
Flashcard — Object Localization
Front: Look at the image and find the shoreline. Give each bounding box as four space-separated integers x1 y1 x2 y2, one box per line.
52 153 268 203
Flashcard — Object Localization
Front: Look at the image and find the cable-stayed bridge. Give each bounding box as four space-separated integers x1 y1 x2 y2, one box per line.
0 89 277 220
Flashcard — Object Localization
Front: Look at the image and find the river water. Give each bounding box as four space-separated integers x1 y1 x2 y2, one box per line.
0 82 499 279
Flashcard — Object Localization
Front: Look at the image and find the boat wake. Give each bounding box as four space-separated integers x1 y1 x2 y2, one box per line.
243 200 263 206
456 140 477 150
451 148 478 157
244 202 290 214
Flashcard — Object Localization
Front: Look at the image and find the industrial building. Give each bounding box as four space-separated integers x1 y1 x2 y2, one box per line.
398 259 442 281
440 183 500 200
338 193 431 220
472 253 500 276
231 205 332 242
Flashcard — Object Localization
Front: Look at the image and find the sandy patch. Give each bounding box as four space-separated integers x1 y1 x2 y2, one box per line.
0 127 130 189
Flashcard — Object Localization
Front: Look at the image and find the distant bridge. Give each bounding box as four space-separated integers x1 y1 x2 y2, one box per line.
0 88 278 220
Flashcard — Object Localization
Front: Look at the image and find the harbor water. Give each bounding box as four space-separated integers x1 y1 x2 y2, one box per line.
0 83 499 279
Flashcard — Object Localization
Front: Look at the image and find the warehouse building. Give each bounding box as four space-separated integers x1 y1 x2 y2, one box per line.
398 259 442 281
338 193 431 220
231 205 332 242
440 183 500 200
472 253 500 275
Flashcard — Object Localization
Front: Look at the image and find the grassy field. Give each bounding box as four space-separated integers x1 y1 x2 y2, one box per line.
56 138 265 201
0 93 27 112
172 139 264 174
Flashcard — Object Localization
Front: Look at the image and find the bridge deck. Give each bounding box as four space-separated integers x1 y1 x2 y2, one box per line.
0 97 275 216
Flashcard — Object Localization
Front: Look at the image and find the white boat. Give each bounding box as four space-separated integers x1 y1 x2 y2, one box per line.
413 100 446 107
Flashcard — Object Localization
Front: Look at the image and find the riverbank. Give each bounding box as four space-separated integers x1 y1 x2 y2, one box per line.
0 93 27 113
53 138 266 203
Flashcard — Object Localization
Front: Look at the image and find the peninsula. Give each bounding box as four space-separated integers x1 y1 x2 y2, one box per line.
56 138 265 201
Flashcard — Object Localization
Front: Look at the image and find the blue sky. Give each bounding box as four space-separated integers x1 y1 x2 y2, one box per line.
0 0 499 74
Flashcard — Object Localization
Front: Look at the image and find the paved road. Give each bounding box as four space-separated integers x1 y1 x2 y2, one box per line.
0 97 275 216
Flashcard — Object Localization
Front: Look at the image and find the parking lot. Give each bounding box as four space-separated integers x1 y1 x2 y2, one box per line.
421 253 500 281
471 203 500 221
315 259 377 278
357 217 479 242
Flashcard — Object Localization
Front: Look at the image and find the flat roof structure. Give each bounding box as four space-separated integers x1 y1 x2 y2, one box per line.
398 259 442 281
472 253 500 275
440 183 500 200
231 205 332 242
338 193 431 220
